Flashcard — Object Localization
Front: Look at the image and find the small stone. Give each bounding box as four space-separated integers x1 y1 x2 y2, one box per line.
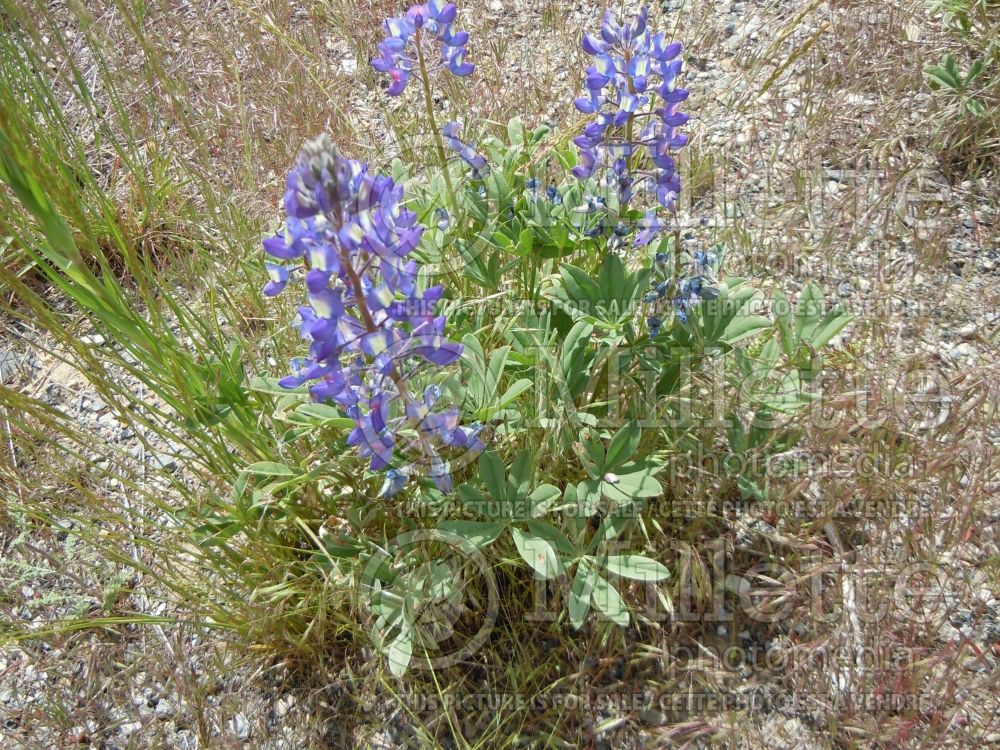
82 397 108 413
639 710 667 726
152 453 178 472
957 322 976 339
948 343 976 361
275 696 294 718
80 334 106 346
154 698 175 717
230 713 251 741
0 350 16 383
837 281 854 297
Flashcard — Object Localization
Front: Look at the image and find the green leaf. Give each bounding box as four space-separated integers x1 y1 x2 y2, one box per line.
737 476 766 501
794 282 825 339
591 575 629 626
721 314 773 345
597 253 627 302
513 227 533 257
602 461 663 504
294 403 355 427
559 263 602 306
925 65 961 91
479 451 506 500
507 450 535 499
527 484 562 516
582 434 606 474
773 291 796 358
605 421 641 470
249 375 308 395
807 308 851 349
511 527 563 579
576 478 602 516
569 560 597 629
525 519 576 555
966 57 985 86
495 378 533 409
507 117 526 146
244 461 296 477
437 520 504 548
727 412 747 453
387 628 413 677
602 555 670 582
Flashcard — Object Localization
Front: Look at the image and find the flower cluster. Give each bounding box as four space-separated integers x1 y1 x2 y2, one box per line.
442 122 489 179
263 135 484 496
372 1 474 96
572 7 688 236
645 246 720 331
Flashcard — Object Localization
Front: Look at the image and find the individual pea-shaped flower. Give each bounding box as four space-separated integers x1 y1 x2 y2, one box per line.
434 207 450 231
372 1 474 97
633 210 664 247
442 121 490 179
263 263 289 297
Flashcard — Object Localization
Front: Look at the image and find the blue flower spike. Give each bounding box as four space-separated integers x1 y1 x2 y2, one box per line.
372 2 475 96
263 135 484 497
573 5 688 247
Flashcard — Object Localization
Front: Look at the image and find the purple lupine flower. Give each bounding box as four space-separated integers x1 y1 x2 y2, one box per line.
573 6 688 246
633 210 663 247
372 2 474 96
442 121 490 179
263 263 290 296
262 134 483 496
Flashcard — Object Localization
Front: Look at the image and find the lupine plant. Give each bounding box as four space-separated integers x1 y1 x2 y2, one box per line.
261 4 851 675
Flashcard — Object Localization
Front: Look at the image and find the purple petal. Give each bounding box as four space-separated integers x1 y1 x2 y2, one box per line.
263 233 301 260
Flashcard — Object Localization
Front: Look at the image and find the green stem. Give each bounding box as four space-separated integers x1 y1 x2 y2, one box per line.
414 31 461 219
672 223 682 293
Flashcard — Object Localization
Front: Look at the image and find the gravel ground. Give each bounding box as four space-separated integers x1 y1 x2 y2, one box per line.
2 0 999 747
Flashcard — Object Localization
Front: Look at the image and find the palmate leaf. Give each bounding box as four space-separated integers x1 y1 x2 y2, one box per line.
925 63 962 92
551 255 650 328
